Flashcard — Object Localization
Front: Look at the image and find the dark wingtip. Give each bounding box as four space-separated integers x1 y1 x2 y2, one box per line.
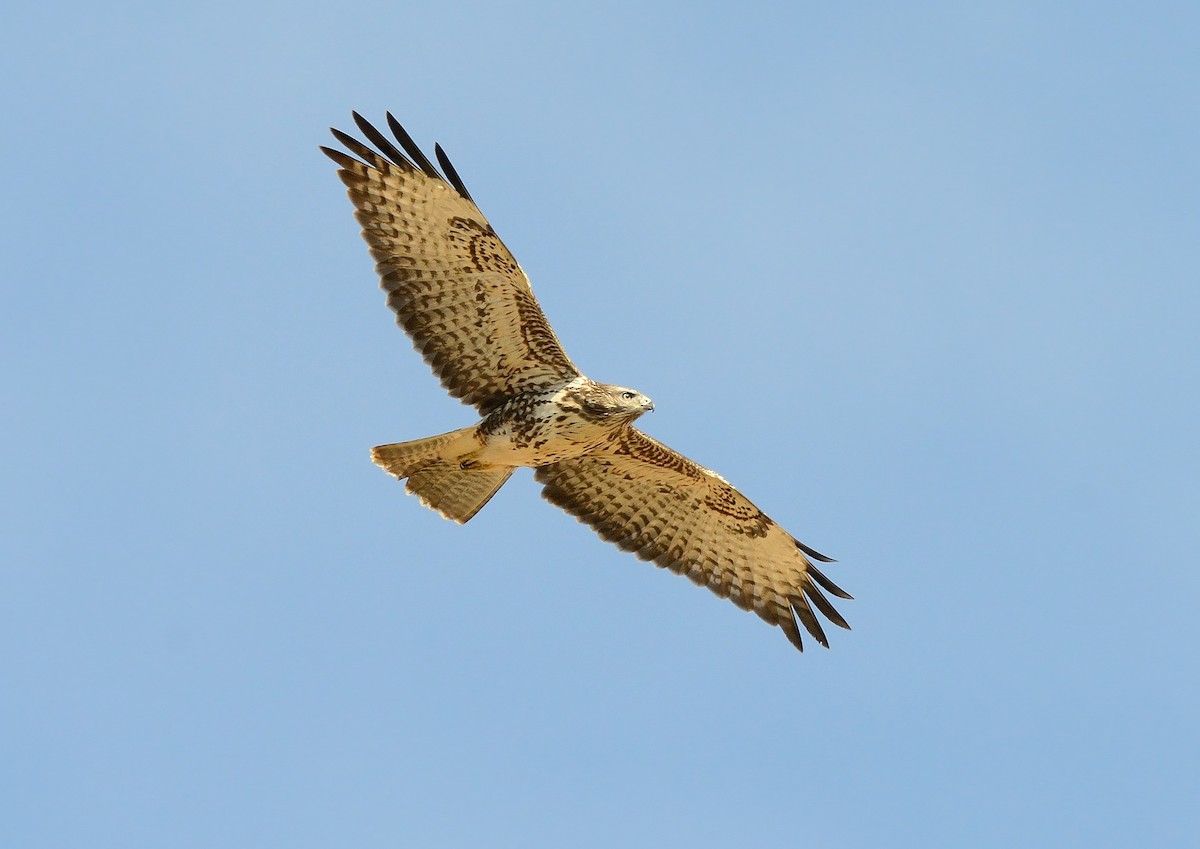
435 142 474 203
796 538 836 563
802 582 851 631
328 112 476 203
351 111 412 170
384 112 442 180
791 596 830 649
808 563 853 601
328 127 356 147
328 127 389 168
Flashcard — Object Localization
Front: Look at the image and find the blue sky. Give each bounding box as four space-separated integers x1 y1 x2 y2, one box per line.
3 1 1197 846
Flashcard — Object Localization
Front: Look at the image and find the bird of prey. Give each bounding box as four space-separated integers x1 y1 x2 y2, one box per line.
322 113 851 652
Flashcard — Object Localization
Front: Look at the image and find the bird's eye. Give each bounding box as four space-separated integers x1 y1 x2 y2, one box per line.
621 391 635 400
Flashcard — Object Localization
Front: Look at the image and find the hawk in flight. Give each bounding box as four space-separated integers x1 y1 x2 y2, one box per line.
322 113 851 652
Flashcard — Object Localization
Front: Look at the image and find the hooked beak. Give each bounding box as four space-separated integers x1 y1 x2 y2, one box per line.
642 400 655 412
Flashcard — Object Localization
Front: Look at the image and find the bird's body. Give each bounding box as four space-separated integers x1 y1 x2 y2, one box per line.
323 113 852 652
471 377 654 469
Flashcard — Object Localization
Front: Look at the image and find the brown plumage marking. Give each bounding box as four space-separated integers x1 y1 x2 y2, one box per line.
449 216 520 277
324 113 851 653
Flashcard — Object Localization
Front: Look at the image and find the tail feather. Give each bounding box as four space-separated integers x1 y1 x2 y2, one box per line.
371 426 513 523
371 427 480 479
405 463 514 524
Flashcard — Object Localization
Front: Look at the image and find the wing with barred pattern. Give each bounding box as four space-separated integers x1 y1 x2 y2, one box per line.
535 428 851 651
322 113 580 415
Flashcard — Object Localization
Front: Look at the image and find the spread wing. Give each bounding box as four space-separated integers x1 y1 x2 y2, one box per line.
535 429 851 652
322 113 580 415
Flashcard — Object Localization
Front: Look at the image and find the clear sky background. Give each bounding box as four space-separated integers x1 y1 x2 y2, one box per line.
2 2 1197 847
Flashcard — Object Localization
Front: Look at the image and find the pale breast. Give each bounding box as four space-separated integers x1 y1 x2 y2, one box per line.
476 388 613 467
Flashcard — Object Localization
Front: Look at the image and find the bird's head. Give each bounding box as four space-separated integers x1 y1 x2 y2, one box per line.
575 382 655 422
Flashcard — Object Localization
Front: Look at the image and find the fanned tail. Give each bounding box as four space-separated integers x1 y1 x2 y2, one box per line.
404 463 513 523
371 427 513 523
371 427 480 479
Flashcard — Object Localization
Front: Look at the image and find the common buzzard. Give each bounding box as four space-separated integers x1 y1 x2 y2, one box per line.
322 113 851 652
